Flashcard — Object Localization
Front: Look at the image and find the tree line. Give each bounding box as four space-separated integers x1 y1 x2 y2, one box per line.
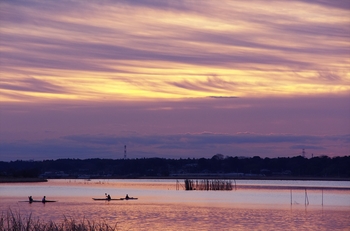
0 155 349 179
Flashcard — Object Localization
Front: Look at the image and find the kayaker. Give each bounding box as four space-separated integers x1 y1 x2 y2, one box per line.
107 194 111 200
28 196 33 203
42 196 46 202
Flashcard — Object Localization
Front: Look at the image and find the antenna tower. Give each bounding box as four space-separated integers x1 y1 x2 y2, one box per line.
124 145 127 159
302 149 306 158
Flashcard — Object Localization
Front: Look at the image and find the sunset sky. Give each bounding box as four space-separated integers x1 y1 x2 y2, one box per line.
1 0 349 161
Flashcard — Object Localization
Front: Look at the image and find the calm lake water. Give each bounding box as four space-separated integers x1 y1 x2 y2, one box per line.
1 179 349 230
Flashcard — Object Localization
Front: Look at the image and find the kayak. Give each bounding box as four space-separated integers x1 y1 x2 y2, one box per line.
19 200 57 203
123 197 138 200
42 200 57 203
92 198 124 201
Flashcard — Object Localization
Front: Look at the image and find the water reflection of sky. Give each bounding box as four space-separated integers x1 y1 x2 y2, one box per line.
1 179 349 206
1 180 350 230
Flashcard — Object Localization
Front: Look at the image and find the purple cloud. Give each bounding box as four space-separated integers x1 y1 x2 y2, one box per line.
1 132 348 161
0 77 68 94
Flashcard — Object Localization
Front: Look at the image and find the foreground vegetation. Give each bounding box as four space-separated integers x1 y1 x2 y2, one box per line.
0 210 117 231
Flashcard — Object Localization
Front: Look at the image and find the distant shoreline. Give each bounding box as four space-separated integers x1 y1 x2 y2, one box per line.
139 175 350 181
0 176 349 183
0 178 48 183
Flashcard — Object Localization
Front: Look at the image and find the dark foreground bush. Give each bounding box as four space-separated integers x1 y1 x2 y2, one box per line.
0 209 117 231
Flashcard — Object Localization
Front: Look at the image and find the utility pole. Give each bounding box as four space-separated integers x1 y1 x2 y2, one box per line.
124 145 127 159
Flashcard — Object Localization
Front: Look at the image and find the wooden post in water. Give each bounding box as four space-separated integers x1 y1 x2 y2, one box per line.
322 189 323 206
305 189 309 206
290 189 292 205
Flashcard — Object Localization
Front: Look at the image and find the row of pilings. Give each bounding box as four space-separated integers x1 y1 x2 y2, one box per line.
184 179 233 191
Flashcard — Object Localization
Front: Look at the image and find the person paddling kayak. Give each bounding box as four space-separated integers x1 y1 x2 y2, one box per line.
105 193 111 200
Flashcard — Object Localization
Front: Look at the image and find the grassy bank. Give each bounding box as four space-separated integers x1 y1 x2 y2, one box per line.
0 210 117 231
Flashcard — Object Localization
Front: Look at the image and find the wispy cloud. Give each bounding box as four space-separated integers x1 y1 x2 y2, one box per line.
62 132 350 147
209 96 239 99
295 0 350 10
1 132 347 161
0 95 349 160
0 77 68 94
1 0 349 101
0 1 349 160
